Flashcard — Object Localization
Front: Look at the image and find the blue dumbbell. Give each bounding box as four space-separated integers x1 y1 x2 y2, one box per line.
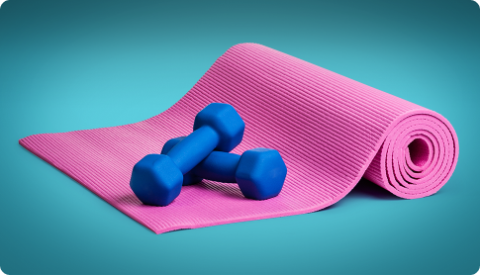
162 137 288 200
130 103 245 206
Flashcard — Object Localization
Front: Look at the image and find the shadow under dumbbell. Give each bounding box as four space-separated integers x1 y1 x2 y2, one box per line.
116 193 143 205
190 180 247 200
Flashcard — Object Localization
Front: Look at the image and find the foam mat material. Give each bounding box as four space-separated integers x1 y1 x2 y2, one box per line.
19 43 459 234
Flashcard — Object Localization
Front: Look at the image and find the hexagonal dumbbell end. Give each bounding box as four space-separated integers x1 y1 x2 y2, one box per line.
235 148 287 200
193 103 245 152
130 154 183 206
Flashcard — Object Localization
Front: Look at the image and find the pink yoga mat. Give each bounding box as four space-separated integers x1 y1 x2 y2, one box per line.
20 43 459 234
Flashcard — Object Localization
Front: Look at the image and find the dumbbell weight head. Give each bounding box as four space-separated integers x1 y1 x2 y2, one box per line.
193 103 245 152
129 154 183 206
235 148 287 200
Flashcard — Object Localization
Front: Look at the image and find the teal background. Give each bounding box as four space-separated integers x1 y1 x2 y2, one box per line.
0 0 479 274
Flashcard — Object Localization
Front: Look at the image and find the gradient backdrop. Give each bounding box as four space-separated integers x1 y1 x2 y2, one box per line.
0 0 479 274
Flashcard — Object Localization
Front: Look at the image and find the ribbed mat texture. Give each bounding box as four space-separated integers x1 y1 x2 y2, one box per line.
19 43 459 234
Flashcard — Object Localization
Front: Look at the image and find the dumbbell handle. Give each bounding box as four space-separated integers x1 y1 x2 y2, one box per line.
162 137 239 183
190 151 240 183
166 126 219 174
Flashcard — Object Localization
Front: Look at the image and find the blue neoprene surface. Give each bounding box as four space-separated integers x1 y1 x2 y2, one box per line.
130 103 245 206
